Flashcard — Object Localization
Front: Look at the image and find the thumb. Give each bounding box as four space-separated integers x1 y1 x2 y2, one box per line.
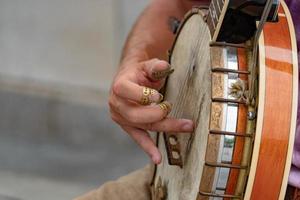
142 59 174 81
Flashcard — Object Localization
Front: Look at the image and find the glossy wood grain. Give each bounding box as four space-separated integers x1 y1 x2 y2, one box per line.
250 3 295 199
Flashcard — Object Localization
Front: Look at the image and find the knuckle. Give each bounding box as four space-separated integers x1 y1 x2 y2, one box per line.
108 97 114 109
109 108 120 123
108 106 114 115
144 58 158 67
112 80 123 96
151 58 159 63
108 96 121 113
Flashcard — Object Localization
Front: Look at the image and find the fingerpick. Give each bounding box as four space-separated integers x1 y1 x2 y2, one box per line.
152 67 175 80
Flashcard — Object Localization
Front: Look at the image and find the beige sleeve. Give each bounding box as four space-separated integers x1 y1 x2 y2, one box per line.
74 165 153 200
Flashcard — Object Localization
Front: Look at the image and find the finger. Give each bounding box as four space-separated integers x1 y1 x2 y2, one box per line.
110 108 194 133
122 125 161 164
142 118 194 133
116 99 172 124
112 79 163 104
142 59 174 81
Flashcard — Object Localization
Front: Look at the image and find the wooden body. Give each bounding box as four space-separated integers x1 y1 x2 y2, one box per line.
244 2 298 199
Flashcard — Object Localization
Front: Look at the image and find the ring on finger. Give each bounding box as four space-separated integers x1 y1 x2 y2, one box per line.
140 87 154 105
159 101 172 114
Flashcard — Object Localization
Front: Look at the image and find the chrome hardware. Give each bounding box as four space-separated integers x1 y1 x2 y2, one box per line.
212 97 246 104
212 68 250 74
247 111 256 120
199 191 242 199
209 130 252 138
210 41 248 49
205 162 248 169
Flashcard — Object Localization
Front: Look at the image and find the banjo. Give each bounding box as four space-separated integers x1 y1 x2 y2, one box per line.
151 0 298 199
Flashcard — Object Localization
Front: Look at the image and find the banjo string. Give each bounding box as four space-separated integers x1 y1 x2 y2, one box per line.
248 0 274 103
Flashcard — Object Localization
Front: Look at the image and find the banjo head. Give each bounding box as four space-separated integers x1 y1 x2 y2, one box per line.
154 9 212 200
153 8 249 199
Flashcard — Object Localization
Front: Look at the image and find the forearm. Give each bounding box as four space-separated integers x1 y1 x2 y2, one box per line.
120 0 187 64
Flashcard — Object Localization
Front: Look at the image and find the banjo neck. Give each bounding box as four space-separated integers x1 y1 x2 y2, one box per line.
206 0 230 42
206 0 280 43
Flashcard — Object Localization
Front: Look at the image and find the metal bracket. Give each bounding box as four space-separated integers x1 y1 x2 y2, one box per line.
212 97 246 104
212 67 250 74
210 130 253 138
205 162 248 169
198 191 242 199
210 41 250 49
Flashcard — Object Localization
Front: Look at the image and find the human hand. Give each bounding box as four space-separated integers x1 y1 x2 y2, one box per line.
109 58 194 164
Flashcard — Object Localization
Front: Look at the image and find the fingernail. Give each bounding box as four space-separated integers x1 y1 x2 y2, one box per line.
149 91 164 103
152 154 161 164
159 94 164 102
182 121 194 132
152 66 175 80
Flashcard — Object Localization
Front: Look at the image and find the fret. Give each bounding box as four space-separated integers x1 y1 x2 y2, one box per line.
207 0 218 37
206 0 230 41
207 0 222 32
206 3 215 36
213 0 221 21
207 12 215 36
209 9 216 28
218 0 224 11
215 0 222 15
212 1 218 20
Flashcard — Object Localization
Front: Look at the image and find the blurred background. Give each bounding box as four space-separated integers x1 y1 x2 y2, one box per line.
0 1 150 199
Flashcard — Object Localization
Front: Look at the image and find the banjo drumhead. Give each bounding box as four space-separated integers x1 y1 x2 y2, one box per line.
153 9 249 200
154 10 212 200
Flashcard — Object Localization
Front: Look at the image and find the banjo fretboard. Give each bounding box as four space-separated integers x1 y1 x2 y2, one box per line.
206 0 230 41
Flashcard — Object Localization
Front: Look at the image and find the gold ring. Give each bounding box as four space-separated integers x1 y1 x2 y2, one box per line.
140 87 164 105
140 87 155 105
159 101 172 114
